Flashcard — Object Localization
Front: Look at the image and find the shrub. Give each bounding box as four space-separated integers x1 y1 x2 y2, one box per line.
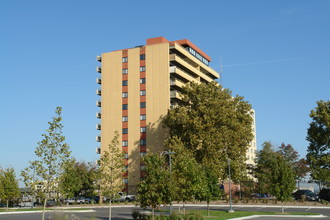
132 209 140 220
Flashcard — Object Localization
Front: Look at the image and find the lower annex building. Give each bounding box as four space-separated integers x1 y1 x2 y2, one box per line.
95 37 257 193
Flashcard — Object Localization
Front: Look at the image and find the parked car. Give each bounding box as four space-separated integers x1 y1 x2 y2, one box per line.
319 188 330 201
64 196 86 204
250 193 269 199
106 192 135 202
46 200 57 207
292 190 319 201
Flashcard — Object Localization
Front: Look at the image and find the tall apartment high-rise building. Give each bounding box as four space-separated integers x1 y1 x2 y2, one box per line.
96 37 256 193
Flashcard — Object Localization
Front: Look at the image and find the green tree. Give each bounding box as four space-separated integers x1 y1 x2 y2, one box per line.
270 154 296 214
99 131 124 220
167 137 208 215
59 159 99 201
306 100 330 188
254 141 277 194
277 143 309 188
21 107 71 220
163 82 254 181
137 153 170 219
0 167 20 208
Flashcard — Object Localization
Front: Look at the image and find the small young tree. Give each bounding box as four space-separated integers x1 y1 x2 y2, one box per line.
199 166 221 216
21 107 71 220
167 137 208 215
0 167 20 208
59 159 99 201
99 131 124 220
277 143 309 188
270 154 296 214
137 153 170 219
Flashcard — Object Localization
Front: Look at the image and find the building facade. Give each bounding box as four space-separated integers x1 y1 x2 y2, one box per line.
96 37 256 193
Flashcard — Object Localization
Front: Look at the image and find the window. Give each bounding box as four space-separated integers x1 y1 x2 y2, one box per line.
122 141 128 146
140 78 146 84
140 114 146 120
140 66 146 72
122 128 128 134
122 116 128 122
124 153 128 159
140 90 146 96
122 104 128 110
122 80 128 86
140 127 146 133
140 54 145 60
124 165 128 171
122 68 128 74
140 164 146 171
140 139 146 146
140 102 146 108
123 178 128 184
140 152 146 157
122 57 128 63
122 92 128 98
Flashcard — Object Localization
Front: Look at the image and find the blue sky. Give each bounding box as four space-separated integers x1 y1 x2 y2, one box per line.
1 0 329 178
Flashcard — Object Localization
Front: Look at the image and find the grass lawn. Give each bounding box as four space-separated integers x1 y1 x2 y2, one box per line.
152 210 319 220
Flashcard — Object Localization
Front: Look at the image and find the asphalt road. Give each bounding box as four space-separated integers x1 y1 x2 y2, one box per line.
0 205 329 220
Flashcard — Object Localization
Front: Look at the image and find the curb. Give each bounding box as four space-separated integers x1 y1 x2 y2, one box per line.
0 209 95 215
230 214 326 219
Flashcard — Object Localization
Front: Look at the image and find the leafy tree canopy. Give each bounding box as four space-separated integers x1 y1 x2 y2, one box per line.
306 100 330 185
0 167 20 208
163 82 254 181
59 159 99 199
137 153 170 209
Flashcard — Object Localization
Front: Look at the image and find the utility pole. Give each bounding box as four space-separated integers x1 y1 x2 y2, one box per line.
228 159 234 213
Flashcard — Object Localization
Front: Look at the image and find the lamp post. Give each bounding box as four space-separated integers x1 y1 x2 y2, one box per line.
161 150 176 215
228 159 234 213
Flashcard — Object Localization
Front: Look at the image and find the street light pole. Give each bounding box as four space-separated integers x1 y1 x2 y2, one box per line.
228 159 234 213
161 150 176 215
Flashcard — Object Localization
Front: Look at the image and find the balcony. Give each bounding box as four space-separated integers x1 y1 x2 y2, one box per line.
96 112 101 119
170 54 214 83
96 124 101 130
95 159 100 166
170 78 185 89
96 56 102 62
96 66 101 73
96 136 101 142
170 90 182 99
96 100 101 107
96 89 101 96
169 43 219 80
96 147 101 154
169 66 199 84
96 78 102 84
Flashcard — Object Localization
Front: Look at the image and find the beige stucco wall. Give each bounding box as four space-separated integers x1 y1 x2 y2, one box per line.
101 51 122 152
127 48 141 193
145 43 170 154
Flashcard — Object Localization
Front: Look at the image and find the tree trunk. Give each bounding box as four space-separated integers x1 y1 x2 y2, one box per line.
109 199 112 220
42 198 47 220
6 200 8 209
281 201 284 214
207 200 210 216
152 207 155 220
183 202 185 216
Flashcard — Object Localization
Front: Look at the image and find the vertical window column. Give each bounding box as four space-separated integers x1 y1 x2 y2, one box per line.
122 50 129 192
140 49 147 179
